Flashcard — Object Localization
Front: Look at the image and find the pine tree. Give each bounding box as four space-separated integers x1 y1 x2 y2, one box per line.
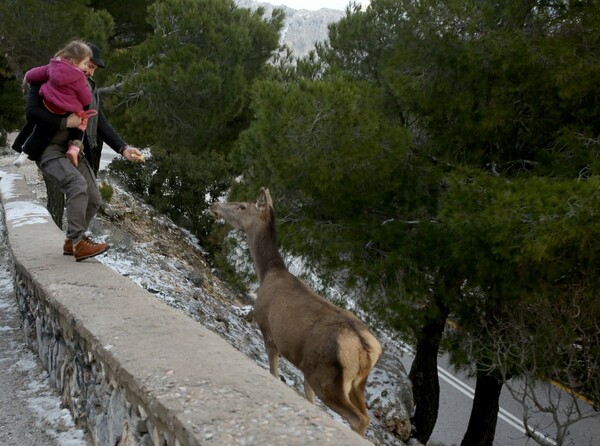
233 0 600 444
106 0 284 240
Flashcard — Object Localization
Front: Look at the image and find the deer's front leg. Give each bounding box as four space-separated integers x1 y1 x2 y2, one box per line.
263 335 279 377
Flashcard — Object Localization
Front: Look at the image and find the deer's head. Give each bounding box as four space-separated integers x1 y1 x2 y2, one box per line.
210 188 273 232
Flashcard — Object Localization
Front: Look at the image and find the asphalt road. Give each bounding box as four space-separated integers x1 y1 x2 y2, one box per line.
398 343 599 446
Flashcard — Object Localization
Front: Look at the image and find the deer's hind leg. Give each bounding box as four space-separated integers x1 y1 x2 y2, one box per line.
349 376 368 418
319 389 369 436
308 373 369 436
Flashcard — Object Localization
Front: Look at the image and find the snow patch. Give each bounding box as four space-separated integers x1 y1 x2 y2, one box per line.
4 200 51 227
0 169 19 199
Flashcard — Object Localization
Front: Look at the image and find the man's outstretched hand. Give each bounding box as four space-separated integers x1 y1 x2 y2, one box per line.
122 147 145 163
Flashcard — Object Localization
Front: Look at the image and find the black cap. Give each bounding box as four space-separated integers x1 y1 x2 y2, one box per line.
88 43 106 68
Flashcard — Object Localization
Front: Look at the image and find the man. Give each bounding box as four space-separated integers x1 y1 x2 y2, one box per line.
17 43 144 261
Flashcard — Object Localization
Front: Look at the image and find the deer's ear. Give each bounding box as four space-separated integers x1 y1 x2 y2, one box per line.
256 188 268 210
263 188 273 208
256 187 273 211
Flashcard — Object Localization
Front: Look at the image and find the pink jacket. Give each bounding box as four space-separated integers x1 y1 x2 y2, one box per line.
25 58 91 114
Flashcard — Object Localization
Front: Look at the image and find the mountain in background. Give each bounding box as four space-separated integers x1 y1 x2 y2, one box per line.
236 0 345 57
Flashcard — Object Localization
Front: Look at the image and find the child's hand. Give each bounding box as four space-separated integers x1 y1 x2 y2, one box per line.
77 118 88 131
67 113 83 128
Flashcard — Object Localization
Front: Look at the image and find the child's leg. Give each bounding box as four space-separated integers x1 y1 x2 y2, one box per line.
66 130 85 167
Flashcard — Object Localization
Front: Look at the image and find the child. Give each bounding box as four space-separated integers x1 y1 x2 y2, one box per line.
14 40 96 167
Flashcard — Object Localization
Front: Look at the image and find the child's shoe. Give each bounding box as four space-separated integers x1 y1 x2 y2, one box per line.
13 152 28 167
66 140 83 167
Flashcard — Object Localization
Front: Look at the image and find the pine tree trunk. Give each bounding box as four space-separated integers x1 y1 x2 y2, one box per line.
43 173 64 230
460 372 503 446
409 297 449 443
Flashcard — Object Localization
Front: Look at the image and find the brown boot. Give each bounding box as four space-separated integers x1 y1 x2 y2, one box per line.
74 236 109 262
63 239 74 255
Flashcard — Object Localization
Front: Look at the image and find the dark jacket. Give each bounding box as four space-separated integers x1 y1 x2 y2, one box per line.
13 79 126 168
12 83 68 160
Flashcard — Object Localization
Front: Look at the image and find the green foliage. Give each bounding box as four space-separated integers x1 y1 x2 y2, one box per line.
0 77 24 135
316 0 404 82
99 181 114 203
105 0 283 246
206 225 254 295
443 171 600 295
109 148 232 243
232 76 428 317
107 155 151 196
89 0 153 47
440 171 600 403
235 78 409 211
0 0 113 76
113 0 283 153
104 0 284 246
381 0 600 177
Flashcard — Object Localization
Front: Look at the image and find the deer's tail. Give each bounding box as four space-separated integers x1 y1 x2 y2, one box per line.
356 328 382 380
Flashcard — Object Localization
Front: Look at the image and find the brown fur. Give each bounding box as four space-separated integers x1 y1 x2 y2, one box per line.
210 188 382 436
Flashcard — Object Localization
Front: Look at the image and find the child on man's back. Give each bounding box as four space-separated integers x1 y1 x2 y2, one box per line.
14 40 96 167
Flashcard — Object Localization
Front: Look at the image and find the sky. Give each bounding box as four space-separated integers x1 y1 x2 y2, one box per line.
274 0 369 11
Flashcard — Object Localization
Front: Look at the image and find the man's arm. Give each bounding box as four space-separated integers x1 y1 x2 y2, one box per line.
96 107 126 153
95 97 144 163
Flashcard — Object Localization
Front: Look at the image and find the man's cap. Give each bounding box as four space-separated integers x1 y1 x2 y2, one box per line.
88 43 106 68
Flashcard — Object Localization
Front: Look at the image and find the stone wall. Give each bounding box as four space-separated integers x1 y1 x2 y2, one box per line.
13 269 170 445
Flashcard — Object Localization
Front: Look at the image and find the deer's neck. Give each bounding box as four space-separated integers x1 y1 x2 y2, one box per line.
247 222 287 284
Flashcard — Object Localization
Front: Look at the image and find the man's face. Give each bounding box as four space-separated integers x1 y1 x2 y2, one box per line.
86 61 98 78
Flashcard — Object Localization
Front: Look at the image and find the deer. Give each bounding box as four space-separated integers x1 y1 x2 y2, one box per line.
209 187 382 436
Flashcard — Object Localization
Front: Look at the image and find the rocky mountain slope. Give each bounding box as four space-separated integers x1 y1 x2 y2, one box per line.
236 0 345 57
